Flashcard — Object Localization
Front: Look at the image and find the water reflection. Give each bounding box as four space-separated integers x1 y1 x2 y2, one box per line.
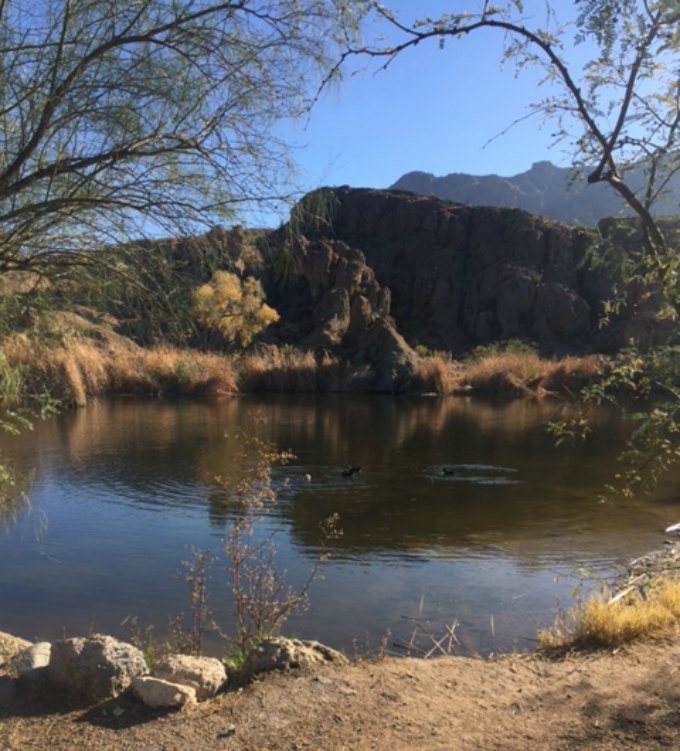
0 395 678 655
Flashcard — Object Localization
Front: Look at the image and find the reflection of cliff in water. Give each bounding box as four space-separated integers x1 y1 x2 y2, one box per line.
2 395 676 571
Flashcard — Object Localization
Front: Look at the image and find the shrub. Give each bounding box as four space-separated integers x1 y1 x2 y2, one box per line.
192 271 279 348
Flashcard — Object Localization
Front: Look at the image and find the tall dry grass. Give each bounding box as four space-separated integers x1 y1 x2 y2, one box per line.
239 346 318 392
4 329 237 406
458 347 607 397
409 355 459 394
539 577 680 653
238 345 374 393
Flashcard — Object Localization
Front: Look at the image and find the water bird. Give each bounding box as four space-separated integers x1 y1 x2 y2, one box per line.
303 473 312 482
442 467 456 476
665 522 680 534
341 466 361 478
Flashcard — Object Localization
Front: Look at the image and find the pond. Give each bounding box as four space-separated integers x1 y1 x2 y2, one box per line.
1 395 678 657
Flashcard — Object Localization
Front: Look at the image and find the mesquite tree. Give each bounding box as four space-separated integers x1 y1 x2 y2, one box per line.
0 0 364 276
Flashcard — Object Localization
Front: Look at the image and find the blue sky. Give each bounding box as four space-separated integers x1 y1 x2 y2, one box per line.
281 1 585 201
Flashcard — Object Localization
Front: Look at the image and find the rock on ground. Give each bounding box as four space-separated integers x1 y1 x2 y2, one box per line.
0 632 31 666
48 634 147 701
132 676 196 709
244 637 348 677
10 642 51 682
152 654 226 701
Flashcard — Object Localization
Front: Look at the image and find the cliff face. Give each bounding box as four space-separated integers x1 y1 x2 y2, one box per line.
271 187 664 359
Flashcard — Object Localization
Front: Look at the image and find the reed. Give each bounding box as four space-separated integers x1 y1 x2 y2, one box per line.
237 345 375 393
239 345 318 392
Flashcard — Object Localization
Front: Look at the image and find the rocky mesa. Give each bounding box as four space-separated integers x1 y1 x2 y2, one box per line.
263 187 666 366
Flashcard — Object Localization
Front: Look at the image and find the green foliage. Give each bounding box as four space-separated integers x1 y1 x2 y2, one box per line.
0 0 365 278
222 647 248 676
0 349 58 519
271 188 341 283
465 338 538 364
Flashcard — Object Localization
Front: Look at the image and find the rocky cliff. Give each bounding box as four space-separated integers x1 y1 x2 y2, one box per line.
268 187 665 363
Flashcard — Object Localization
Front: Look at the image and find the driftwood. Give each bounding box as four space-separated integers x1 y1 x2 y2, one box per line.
611 542 680 603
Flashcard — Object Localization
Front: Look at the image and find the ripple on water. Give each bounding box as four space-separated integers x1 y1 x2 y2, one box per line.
428 464 521 486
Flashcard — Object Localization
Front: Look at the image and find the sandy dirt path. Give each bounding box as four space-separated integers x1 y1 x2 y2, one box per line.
2 639 680 750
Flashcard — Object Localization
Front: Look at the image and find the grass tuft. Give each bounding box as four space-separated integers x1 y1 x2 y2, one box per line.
538 577 680 653
409 355 459 394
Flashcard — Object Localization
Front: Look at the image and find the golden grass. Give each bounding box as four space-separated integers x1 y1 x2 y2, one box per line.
409 355 459 394
541 355 609 394
4 323 237 406
538 577 680 653
239 345 318 392
458 351 607 397
238 345 375 392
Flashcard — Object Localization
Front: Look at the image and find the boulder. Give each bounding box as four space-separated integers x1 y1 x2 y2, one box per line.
152 654 226 701
0 676 17 706
131 675 196 709
243 637 348 677
48 634 147 700
0 631 31 666
10 642 51 682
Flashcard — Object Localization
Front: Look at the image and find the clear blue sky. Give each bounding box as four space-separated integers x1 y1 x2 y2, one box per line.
278 1 587 207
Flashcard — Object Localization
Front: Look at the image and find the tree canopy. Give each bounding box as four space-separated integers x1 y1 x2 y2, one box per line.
192 270 279 347
0 0 363 276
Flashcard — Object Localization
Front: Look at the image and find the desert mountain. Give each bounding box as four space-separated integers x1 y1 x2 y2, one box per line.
391 161 680 225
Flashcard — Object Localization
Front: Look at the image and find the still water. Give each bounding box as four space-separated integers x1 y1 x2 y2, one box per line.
1 395 678 657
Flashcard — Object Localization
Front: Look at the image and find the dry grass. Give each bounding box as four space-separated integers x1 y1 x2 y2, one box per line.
459 349 607 397
4 315 237 406
539 577 680 653
238 345 374 393
409 355 459 394
239 345 318 392
541 355 609 394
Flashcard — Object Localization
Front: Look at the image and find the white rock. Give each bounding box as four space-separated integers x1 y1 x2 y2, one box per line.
48 634 147 700
10 642 51 681
243 637 348 677
152 654 226 700
0 631 31 666
132 676 197 709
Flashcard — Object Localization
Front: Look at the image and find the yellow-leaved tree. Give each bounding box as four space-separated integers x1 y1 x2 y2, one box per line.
192 271 279 348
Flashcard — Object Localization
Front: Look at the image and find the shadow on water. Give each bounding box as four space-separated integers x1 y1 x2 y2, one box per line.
1 394 679 655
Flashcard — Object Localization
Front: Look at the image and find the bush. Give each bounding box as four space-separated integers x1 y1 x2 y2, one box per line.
192 271 279 348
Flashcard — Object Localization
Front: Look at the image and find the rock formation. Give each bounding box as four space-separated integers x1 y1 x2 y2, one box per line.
269 187 665 359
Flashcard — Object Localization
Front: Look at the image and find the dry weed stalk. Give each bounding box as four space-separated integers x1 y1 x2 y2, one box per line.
396 616 461 658
218 438 340 655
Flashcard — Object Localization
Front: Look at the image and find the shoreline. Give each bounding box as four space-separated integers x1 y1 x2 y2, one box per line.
2 543 680 749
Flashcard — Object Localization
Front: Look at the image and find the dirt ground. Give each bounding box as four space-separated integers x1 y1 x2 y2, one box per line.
1 639 680 751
